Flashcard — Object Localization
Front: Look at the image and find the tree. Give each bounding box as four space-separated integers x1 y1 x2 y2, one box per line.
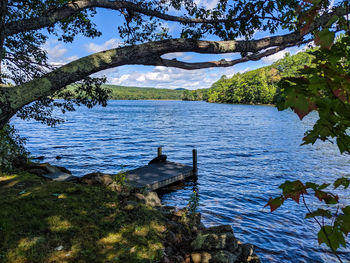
1 0 349 129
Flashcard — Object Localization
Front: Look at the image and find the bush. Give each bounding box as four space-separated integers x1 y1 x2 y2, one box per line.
0 125 28 171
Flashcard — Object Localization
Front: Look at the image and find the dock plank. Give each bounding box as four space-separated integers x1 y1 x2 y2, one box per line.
126 161 194 190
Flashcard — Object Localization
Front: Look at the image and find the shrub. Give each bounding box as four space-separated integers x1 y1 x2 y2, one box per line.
0 125 28 171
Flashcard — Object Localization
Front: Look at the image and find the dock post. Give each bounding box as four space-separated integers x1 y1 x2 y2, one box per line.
192 149 198 176
157 147 162 157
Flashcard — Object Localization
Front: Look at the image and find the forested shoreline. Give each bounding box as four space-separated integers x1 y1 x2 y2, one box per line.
95 51 315 104
182 51 315 104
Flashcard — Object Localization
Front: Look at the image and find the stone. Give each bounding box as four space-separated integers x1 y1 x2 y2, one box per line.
168 255 184 263
236 243 261 263
32 156 45 160
201 225 233 235
247 254 261 263
191 250 237 263
144 191 162 207
25 163 76 182
240 243 254 259
79 172 113 186
123 200 139 211
191 232 238 253
129 193 146 204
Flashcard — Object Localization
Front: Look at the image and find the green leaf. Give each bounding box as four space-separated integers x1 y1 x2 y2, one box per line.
336 137 349 154
342 206 350 215
306 208 332 219
305 182 319 190
334 177 350 189
265 196 284 212
315 29 335 50
318 225 346 250
279 180 307 203
325 15 339 27
335 215 350 236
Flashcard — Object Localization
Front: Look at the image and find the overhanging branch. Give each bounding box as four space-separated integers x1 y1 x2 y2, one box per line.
5 0 348 37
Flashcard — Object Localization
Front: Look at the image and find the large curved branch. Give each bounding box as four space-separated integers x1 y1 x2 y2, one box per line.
158 41 305 70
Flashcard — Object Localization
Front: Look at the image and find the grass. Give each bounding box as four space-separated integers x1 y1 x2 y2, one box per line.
0 172 167 263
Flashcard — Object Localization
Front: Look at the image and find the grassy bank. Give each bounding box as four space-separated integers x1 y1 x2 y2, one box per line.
0 172 166 262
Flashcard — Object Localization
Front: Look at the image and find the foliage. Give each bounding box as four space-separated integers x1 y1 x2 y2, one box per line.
266 178 350 254
2 0 109 125
267 0 350 261
0 124 27 171
0 172 166 262
182 51 315 104
104 84 185 100
186 190 200 216
277 35 350 153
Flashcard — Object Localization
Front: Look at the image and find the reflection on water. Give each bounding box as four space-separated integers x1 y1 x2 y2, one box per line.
12 100 350 262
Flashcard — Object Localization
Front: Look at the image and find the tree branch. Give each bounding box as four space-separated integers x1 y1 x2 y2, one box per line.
5 0 348 36
0 36 304 115
158 43 299 70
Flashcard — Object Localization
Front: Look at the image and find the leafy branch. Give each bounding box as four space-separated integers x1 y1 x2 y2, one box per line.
266 178 350 262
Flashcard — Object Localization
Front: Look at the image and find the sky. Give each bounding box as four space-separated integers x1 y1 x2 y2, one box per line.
42 0 304 90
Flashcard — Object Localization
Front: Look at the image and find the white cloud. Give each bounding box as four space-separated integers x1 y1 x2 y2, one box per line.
262 50 288 64
85 38 121 53
183 56 193 61
162 52 185 59
42 40 78 66
43 40 68 60
108 66 224 90
194 0 219 9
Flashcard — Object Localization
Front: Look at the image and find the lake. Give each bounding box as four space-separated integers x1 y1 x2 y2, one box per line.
12 100 350 262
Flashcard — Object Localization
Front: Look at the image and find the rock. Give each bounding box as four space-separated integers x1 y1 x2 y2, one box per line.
123 200 139 211
164 245 175 257
144 191 162 207
201 225 233 235
32 156 45 160
79 172 113 186
55 156 62 160
148 154 167 164
191 250 237 263
25 163 76 182
13 155 28 168
168 255 184 263
191 232 238 253
27 167 47 176
240 243 254 259
130 193 146 203
237 243 261 263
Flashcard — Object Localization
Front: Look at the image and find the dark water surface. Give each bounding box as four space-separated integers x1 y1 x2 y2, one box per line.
12 100 350 262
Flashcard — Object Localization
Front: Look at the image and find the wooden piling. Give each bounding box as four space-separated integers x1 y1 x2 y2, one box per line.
157 147 162 157
192 149 198 175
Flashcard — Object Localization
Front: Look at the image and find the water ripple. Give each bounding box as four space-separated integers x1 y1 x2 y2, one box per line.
11 100 350 262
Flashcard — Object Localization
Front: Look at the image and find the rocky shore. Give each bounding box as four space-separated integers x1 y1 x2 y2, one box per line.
20 162 261 263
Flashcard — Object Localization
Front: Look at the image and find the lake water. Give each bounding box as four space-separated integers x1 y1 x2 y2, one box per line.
12 100 350 262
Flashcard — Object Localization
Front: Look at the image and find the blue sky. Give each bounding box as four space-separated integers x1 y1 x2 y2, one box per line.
43 0 304 90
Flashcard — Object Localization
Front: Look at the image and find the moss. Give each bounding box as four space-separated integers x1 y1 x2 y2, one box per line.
0 172 166 262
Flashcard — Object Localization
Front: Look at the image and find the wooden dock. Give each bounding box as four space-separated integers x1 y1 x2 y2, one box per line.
126 148 198 191
30 147 198 191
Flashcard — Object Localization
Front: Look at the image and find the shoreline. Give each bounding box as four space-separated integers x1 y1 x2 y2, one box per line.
0 164 261 263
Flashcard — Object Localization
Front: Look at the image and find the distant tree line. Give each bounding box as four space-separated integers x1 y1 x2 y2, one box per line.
181 51 315 104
